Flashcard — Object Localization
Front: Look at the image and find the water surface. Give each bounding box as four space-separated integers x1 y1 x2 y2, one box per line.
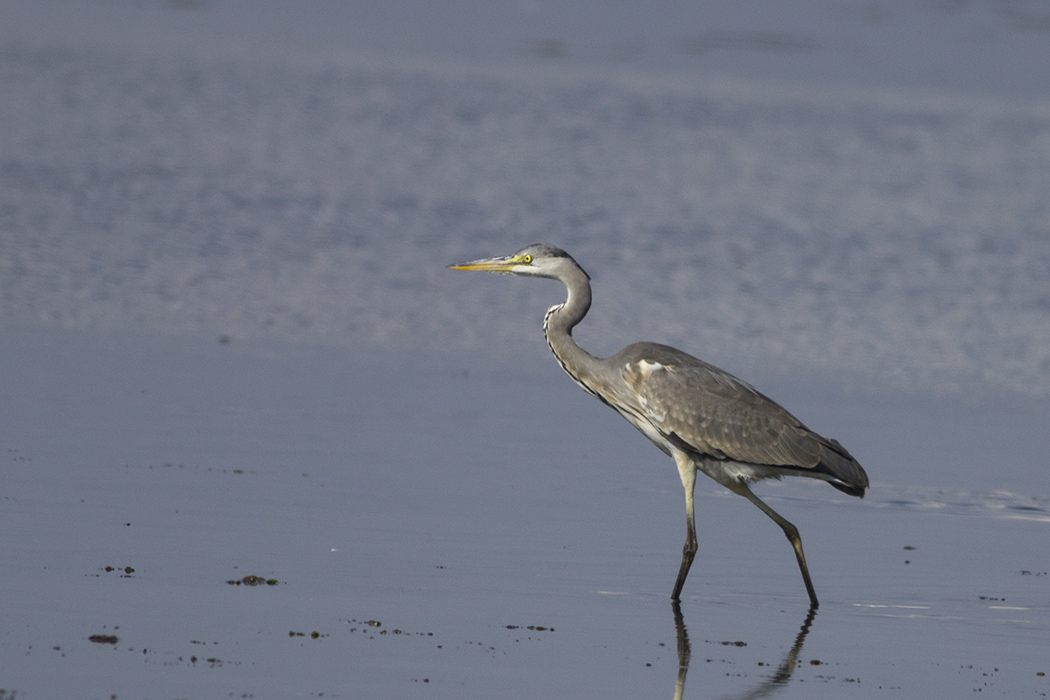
2 1 1050 697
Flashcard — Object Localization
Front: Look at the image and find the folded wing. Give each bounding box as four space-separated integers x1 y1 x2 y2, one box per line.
619 343 868 496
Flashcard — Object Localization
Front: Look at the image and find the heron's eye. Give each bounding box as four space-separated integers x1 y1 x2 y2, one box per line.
523 254 533 263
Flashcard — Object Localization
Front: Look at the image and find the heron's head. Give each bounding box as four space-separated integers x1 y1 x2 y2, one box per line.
447 244 589 280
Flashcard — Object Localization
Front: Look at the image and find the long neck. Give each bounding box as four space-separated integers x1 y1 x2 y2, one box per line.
542 265 604 396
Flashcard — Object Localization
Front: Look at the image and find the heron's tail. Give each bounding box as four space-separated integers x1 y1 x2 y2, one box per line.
818 438 869 498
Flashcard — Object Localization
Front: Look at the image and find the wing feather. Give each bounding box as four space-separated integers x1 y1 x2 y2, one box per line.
617 343 867 493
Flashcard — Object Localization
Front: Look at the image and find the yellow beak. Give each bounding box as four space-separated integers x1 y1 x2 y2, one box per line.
447 254 524 273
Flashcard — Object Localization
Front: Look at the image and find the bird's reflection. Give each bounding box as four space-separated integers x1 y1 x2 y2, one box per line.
671 602 818 700
672 602 692 700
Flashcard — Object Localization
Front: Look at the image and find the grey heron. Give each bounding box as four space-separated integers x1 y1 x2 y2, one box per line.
449 244 868 606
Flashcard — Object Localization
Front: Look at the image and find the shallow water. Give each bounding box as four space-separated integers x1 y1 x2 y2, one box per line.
2 0 1050 697
3 330 1049 698
4 8 1050 396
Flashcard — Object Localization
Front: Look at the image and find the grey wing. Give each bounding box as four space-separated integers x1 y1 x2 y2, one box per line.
626 358 817 465
621 346 868 493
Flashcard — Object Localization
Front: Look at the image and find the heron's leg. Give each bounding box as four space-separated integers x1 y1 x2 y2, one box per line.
729 482 819 608
671 454 698 601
